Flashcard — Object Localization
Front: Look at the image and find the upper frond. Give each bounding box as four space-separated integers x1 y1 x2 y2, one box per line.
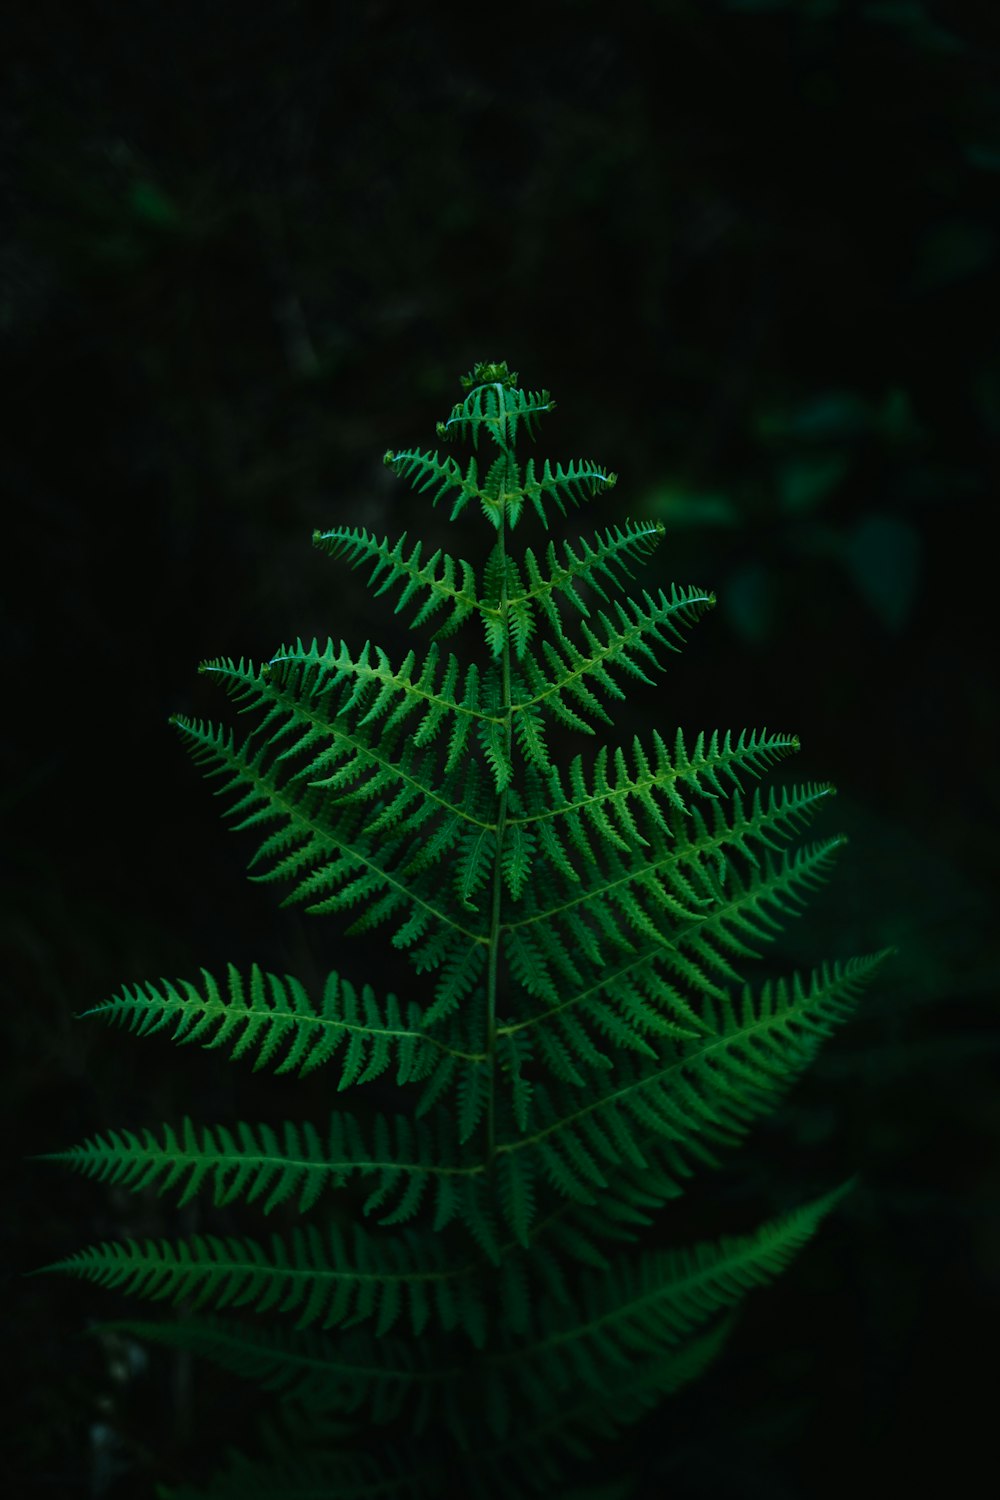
170 680 498 944
185 652 503 915
312 526 478 640
75 962 475 1083
383 448 483 523
506 727 802 895
262 637 513 795
385 449 618 531
265 637 482 759
437 377 555 452
478 521 664 662
515 584 715 739
493 779 839 1028
514 456 619 529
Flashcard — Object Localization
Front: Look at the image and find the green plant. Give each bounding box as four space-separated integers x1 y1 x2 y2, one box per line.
41 361 887 1499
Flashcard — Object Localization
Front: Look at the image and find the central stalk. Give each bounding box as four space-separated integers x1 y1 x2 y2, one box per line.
484 419 515 1175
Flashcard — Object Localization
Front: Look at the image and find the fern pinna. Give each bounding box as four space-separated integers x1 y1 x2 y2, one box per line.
42 362 886 1499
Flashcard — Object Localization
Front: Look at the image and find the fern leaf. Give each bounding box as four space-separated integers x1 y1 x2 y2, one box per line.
172 707 487 946
42 1220 488 1344
44 1109 489 1231
313 526 478 640
476 1315 735 1456
180 658 485 849
511 1182 854 1396
264 635 499 789
517 584 715 734
515 726 802 868
517 455 619 527
498 815 845 1037
383 447 481 522
671 836 847 981
478 523 660 666
438 376 555 453
492 954 885 1238
77 963 477 1079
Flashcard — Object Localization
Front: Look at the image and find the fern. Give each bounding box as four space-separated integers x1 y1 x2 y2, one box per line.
39 360 888 1497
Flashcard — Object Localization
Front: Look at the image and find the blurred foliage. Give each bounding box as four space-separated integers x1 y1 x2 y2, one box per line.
3 1 998 1496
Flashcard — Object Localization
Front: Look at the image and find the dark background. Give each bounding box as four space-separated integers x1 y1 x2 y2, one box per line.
3 2 998 1496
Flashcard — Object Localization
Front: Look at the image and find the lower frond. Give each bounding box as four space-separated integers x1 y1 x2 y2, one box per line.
480 1312 735 1453
76 961 472 1081
43 1109 492 1236
499 951 885 1248
41 1219 488 1345
512 1180 853 1398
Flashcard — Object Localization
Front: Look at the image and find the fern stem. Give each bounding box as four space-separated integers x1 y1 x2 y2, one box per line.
484 428 516 1178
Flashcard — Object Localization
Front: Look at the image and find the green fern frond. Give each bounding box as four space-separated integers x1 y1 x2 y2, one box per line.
491 955 885 1240
312 526 479 640
267 636 479 747
181 657 490 871
672 835 847 978
437 376 555 453
386 446 618 532
478 520 664 662
42 361 890 1500
510 1181 853 1401
261 635 508 796
502 726 802 901
492 813 841 1027
515 584 715 739
171 705 489 942
531 726 802 848
516 456 619 525
477 1314 735 1464
43 1219 489 1344
42 1110 485 1229
76 962 476 1080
